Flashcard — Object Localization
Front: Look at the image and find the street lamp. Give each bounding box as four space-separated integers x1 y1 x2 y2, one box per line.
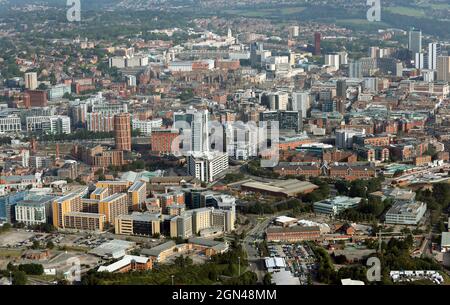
238 256 241 277
171 275 174 286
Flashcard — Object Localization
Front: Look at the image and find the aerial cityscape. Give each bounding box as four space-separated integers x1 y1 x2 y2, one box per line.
0 0 450 290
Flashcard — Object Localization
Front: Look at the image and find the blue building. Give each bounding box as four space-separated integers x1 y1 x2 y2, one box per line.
0 192 27 223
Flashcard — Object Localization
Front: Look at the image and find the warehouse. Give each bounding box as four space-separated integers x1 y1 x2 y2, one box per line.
241 179 318 197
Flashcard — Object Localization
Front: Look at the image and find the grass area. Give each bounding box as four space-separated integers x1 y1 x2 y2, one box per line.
28 274 57 282
58 245 89 253
0 248 22 258
385 6 426 17
224 6 305 18
335 19 388 26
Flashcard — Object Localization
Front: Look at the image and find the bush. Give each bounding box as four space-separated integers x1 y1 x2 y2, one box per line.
18 263 44 275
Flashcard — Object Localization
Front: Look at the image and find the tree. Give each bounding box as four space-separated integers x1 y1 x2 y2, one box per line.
18 263 44 275
335 180 349 195
31 240 41 250
12 271 27 285
37 83 48 90
349 180 367 198
263 273 272 285
46 241 55 249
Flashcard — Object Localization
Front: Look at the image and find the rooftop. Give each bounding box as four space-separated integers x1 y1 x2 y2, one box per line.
267 225 321 234
97 255 150 273
141 241 176 257
242 179 318 197
89 240 135 258
441 232 450 247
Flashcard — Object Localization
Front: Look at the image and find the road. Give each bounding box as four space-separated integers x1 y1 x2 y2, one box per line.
242 215 273 283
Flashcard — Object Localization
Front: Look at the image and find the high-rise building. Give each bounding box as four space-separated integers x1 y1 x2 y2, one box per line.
263 92 289 110
291 92 310 119
325 54 340 70
0 192 28 223
288 25 299 38
24 72 38 90
187 151 229 183
132 118 162 135
115 212 160 237
99 193 129 225
437 56 450 82
349 58 377 78
127 181 146 211
42 115 71 134
336 80 347 99
52 188 88 228
415 53 425 69
151 128 179 155
174 108 209 153
335 129 366 149
337 51 348 65
428 43 442 70
314 32 321 55
125 75 137 87
260 111 302 132
114 113 132 151
409 29 422 55
26 90 48 107
250 42 264 68
349 61 362 78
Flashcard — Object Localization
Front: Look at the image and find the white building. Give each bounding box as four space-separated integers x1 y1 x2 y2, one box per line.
42 116 71 134
385 201 427 225
168 61 193 72
125 75 136 87
265 92 288 111
174 108 209 153
0 115 21 133
26 115 71 134
414 53 425 69
21 149 29 168
187 151 228 183
291 91 310 118
224 122 258 161
313 196 363 216
428 43 441 70
14 195 54 226
24 72 38 90
132 118 162 135
335 128 366 149
325 54 340 70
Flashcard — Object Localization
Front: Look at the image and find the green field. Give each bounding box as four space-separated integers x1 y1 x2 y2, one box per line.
335 19 389 27
224 6 305 18
385 6 426 17
0 248 22 258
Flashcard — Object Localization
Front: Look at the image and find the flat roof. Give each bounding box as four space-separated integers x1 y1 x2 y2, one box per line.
275 216 298 223
89 240 135 258
65 212 105 219
441 232 450 247
128 181 146 192
141 241 176 257
267 225 321 234
242 179 318 196
265 257 286 269
97 255 149 273
92 187 108 195
271 269 300 285
101 193 127 203
341 278 365 285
